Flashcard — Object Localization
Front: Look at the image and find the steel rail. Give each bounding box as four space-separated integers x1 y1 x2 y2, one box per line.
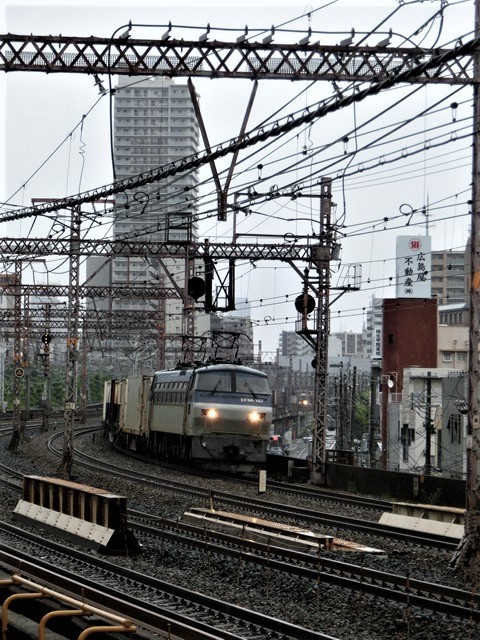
110 443 393 511
0 526 336 640
0 429 472 629
48 431 457 550
128 514 480 621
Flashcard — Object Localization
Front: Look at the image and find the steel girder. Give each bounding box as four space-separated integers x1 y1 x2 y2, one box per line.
0 312 163 329
0 237 313 261
0 283 179 300
0 34 472 84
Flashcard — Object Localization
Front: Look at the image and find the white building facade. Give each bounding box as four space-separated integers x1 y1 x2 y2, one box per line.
387 368 467 479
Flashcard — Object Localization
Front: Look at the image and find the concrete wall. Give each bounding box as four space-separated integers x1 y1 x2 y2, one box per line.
267 457 465 507
325 463 465 508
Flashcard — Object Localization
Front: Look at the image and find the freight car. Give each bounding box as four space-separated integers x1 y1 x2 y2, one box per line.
103 363 272 473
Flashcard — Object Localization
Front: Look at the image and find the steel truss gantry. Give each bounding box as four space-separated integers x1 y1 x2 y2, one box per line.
3 23 480 573
0 283 178 300
0 237 319 261
0 311 163 332
0 34 472 84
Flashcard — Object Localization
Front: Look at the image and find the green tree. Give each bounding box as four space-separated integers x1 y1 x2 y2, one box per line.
352 391 370 441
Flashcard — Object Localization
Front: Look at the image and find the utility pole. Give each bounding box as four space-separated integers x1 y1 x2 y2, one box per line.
369 374 377 468
58 207 81 478
333 375 339 446
337 372 344 450
156 297 166 370
424 371 433 476
293 181 356 480
40 303 52 432
311 177 333 485
182 240 197 365
287 355 293 412
454 0 480 574
79 315 88 424
8 260 23 452
0 344 6 414
21 293 31 435
349 366 357 450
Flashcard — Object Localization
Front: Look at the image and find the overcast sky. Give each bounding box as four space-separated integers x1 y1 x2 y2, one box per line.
1 1 475 357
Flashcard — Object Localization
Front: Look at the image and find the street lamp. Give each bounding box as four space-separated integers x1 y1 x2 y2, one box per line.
381 371 398 469
382 372 397 391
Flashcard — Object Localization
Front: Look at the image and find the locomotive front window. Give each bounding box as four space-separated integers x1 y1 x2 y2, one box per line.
235 373 270 395
195 371 232 393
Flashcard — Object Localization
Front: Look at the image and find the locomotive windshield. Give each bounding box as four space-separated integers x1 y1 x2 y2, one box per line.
195 371 232 393
236 372 270 396
195 370 270 396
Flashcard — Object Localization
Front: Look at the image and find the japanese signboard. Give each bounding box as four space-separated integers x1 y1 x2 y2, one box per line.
395 236 431 298
374 328 382 358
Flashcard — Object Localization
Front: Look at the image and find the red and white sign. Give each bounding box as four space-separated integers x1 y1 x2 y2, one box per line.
396 235 431 298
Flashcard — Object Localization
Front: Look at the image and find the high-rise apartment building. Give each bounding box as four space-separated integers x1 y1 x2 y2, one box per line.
108 76 202 368
88 76 259 370
113 76 199 244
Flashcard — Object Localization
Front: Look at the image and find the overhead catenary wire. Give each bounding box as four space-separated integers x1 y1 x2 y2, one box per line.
0 2 472 360
3 34 476 224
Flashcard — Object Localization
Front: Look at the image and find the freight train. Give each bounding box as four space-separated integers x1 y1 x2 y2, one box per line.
103 362 273 473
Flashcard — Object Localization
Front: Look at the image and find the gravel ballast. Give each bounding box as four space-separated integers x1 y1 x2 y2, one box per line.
1 431 479 640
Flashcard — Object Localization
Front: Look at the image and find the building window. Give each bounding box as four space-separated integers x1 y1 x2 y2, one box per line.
447 414 462 444
442 352 453 362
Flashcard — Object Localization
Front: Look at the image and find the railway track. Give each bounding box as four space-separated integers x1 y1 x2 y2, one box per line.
126 511 480 621
1 472 477 625
46 428 458 550
0 521 336 640
112 442 393 512
1 423 478 638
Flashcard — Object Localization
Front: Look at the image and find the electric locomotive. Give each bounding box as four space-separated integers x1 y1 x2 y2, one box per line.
103 362 272 473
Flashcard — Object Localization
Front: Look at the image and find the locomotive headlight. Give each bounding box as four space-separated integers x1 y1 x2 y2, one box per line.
202 408 219 419
248 411 265 424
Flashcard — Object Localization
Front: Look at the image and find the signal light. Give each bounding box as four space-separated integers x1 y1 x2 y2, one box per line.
188 276 206 301
295 293 315 315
